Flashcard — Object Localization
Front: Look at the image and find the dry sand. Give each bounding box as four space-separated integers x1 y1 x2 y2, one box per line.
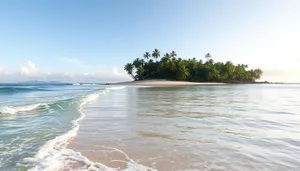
111 80 225 86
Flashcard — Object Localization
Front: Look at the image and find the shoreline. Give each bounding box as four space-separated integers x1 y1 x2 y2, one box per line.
108 80 225 87
63 83 299 170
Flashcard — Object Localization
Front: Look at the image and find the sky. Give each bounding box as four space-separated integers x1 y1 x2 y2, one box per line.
0 0 299 83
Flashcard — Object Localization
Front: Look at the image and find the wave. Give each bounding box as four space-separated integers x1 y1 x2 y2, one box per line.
73 83 98 86
25 91 104 170
107 86 126 90
0 103 49 115
0 87 50 94
25 88 156 171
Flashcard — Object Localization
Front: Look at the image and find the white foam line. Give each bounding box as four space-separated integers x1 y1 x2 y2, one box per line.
0 103 49 115
26 88 157 171
26 91 106 171
100 146 131 160
106 86 126 90
56 104 65 111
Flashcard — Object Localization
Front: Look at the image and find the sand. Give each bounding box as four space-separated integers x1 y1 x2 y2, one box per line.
111 80 225 86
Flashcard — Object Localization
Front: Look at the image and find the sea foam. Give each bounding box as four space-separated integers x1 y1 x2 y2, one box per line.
106 86 126 90
25 92 102 170
25 88 156 171
0 103 48 115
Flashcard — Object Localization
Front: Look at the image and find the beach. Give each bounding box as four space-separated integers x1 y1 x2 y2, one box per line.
1 0 299 170
1 84 300 170
67 84 300 170
112 80 225 86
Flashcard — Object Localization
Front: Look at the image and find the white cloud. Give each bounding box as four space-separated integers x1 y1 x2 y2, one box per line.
1 58 299 83
20 61 39 76
0 60 132 83
0 66 7 75
58 57 132 82
41 70 130 83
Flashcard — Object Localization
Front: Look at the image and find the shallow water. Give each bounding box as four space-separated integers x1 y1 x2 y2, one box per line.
0 84 104 171
1 84 300 171
70 84 300 170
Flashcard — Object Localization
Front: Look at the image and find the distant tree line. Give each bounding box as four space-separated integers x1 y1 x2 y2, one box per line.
124 49 263 82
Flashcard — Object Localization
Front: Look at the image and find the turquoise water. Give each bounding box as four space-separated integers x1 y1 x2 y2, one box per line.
0 84 104 171
1 84 300 171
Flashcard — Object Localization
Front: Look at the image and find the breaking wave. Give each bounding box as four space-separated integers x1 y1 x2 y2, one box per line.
24 87 156 171
0 103 49 115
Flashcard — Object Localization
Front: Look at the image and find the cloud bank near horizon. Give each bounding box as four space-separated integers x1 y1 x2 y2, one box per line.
0 60 131 83
1 57 300 83
0 66 6 75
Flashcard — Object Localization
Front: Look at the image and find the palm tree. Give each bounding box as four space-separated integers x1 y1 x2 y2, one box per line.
148 59 154 64
133 58 142 69
176 63 190 80
199 59 203 65
152 49 160 61
170 50 177 59
163 53 171 61
254 69 263 80
143 52 151 61
170 58 177 72
181 66 190 79
124 63 134 79
205 53 211 61
206 59 214 65
124 49 263 83
137 66 145 80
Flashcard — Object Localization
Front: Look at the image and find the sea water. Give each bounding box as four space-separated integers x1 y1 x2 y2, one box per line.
0 84 106 170
68 84 300 171
1 84 300 171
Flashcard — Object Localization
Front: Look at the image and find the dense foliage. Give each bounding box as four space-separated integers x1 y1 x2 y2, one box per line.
124 49 263 82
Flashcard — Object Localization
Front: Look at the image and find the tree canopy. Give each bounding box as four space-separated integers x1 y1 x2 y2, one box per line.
124 49 263 82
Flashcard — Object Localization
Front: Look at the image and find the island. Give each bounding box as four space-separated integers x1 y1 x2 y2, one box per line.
124 49 263 83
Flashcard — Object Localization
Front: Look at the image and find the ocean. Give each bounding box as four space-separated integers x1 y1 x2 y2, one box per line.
0 84 300 171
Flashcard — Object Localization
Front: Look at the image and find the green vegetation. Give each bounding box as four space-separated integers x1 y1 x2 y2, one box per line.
124 49 263 82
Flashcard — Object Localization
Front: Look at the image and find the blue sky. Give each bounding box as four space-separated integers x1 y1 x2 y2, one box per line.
0 0 299 82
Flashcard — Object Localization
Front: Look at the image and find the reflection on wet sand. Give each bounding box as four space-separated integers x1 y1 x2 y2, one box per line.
136 130 216 144
68 85 300 170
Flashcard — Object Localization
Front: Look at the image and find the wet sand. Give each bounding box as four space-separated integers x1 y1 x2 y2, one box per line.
67 84 300 171
67 87 214 170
